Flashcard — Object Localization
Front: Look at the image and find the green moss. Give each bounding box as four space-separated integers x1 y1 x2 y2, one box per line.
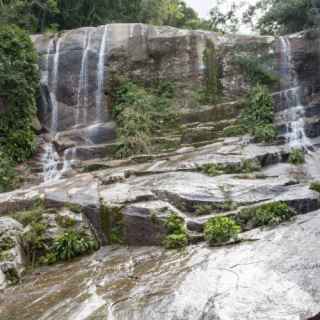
204 216 241 246
288 149 305 165
223 125 246 137
238 202 296 228
64 203 82 214
310 181 320 193
202 40 222 104
163 212 188 249
55 215 77 228
100 204 124 245
199 159 261 177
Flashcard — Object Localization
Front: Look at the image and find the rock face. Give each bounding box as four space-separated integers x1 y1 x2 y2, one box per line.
1 211 320 319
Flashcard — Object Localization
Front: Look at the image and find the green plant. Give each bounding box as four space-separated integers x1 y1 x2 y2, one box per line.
0 25 39 164
240 84 277 143
288 149 305 165
240 159 261 173
55 215 77 228
195 205 213 216
238 202 295 228
310 182 320 193
112 80 178 158
0 151 17 192
223 125 246 137
204 216 241 245
163 212 188 249
64 203 82 214
199 163 223 176
0 236 15 251
52 231 98 261
234 55 278 87
11 201 44 227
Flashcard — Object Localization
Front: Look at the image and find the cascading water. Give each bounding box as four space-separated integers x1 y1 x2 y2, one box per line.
96 25 109 123
76 30 92 126
279 36 311 150
41 37 63 183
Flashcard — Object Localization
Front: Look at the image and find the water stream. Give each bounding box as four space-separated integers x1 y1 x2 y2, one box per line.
279 36 311 150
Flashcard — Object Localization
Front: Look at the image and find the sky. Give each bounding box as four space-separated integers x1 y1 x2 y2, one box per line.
184 0 258 33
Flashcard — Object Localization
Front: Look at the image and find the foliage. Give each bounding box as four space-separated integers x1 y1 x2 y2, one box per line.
0 25 38 167
204 216 241 245
199 160 261 177
240 84 277 143
112 80 177 158
0 151 17 192
0 0 214 33
310 181 320 193
163 212 188 249
55 215 77 228
256 0 318 35
51 230 98 262
234 55 278 88
288 149 305 165
238 202 296 228
223 125 246 137
11 199 45 226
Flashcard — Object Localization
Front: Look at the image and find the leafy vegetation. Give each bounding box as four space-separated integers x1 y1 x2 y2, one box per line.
163 212 188 249
204 216 241 246
238 202 296 228
240 84 277 143
0 0 214 33
223 125 246 137
50 231 98 262
112 80 178 158
310 181 320 193
288 149 305 165
0 25 39 192
199 159 261 177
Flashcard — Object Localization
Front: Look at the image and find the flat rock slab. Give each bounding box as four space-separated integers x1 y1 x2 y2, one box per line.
1 210 320 319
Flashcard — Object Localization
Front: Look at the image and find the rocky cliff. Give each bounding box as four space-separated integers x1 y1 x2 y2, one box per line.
1 24 320 319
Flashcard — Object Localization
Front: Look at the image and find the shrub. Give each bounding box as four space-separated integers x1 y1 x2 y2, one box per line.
0 151 17 192
223 125 246 137
238 202 295 228
112 80 177 158
288 149 305 165
52 231 98 261
240 84 277 143
0 25 39 164
163 213 188 249
204 216 241 245
310 182 320 193
55 215 77 228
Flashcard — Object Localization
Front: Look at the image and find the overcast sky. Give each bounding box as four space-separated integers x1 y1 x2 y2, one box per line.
184 0 258 33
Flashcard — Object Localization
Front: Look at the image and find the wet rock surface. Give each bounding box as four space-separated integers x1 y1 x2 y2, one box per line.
1 211 320 319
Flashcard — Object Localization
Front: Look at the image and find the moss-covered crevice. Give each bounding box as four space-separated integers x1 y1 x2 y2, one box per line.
202 39 222 104
100 203 124 245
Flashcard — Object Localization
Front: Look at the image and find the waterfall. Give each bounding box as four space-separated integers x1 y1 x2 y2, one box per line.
76 30 92 126
279 37 311 150
41 37 63 183
96 25 109 123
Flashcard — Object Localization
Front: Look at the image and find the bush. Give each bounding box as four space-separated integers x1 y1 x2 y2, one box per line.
0 151 17 192
52 231 98 262
310 182 320 193
204 216 241 245
112 80 177 158
240 84 277 143
288 149 305 165
238 202 295 228
0 25 39 164
223 125 246 137
163 213 188 249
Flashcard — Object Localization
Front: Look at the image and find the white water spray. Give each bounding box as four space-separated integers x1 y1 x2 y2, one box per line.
279 36 311 150
96 25 109 123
